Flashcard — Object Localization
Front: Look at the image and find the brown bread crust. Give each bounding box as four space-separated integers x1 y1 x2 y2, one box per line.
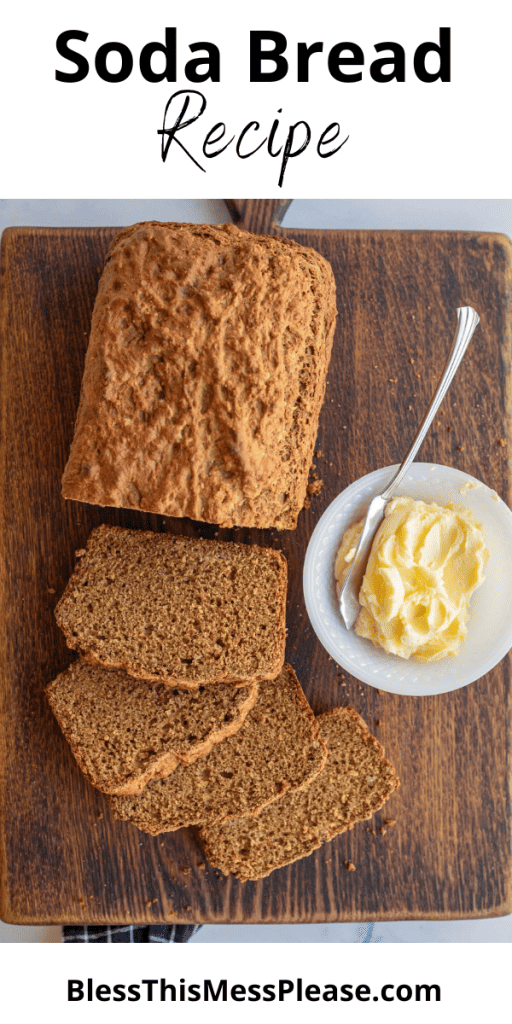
54 525 287 688
199 706 399 881
46 661 259 796
109 665 328 834
61 221 337 529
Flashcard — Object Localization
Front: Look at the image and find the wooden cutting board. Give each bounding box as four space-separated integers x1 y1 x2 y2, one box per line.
1 200 511 924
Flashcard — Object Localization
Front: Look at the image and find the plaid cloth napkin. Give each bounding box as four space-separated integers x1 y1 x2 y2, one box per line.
63 924 201 943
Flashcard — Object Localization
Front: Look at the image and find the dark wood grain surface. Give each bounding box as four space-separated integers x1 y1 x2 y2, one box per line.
1 209 511 924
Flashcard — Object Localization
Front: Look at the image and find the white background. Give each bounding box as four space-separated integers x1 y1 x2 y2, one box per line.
0 942 510 1020
1 1 512 197
0 196 511 945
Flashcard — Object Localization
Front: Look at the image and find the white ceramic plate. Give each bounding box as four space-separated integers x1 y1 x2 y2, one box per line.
303 463 512 696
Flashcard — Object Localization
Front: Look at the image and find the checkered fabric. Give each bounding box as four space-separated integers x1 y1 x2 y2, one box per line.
62 924 201 943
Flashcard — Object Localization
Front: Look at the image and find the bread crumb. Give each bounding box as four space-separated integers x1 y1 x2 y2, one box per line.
408 357 414 364
315 450 324 458
378 826 387 835
344 860 356 871
497 437 507 447
383 819 396 827
457 445 464 452
374 719 383 727
75 548 86 557
307 479 323 497
47 587 56 594
447 426 452 432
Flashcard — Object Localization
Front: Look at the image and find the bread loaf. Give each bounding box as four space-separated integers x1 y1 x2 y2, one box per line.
199 706 399 880
54 525 287 688
61 221 337 529
110 665 328 833
46 661 259 796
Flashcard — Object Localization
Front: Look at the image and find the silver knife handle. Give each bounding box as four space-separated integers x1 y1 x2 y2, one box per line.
381 305 480 501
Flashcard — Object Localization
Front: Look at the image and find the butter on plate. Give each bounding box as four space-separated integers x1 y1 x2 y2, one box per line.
335 496 489 663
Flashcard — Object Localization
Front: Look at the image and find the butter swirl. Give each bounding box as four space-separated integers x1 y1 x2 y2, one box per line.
335 496 489 662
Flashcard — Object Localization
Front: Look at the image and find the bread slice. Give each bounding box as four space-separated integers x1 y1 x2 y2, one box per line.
54 525 287 688
61 221 337 530
46 661 259 796
110 665 327 834
199 706 399 881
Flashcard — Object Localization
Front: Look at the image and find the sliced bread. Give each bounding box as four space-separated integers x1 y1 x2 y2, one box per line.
54 525 287 688
61 221 337 530
110 664 327 834
46 661 259 796
199 706 399 881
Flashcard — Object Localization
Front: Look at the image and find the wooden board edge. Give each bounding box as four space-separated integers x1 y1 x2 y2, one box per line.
225 199 292 234
4 902 512 927
0 228 14 924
